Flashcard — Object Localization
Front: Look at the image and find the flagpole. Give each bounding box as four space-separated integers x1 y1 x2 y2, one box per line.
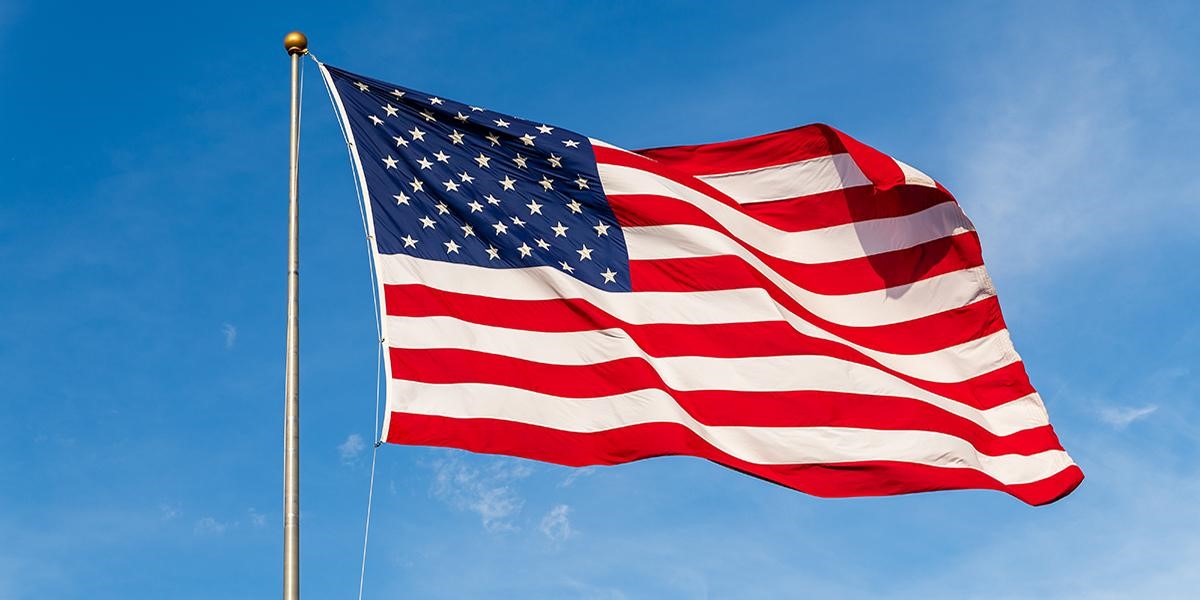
283 30 307 600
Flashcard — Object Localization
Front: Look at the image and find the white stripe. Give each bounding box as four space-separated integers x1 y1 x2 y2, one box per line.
895 159 938 188
597 163 975 263
589 137 620 150
376 253 1020 383
386 315 1050 436
388 380 1075 486
695 153 871 204
625 224 993 327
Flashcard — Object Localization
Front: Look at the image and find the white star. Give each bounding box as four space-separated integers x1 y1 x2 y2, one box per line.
417 156 434 170
454 112 469 122
467 200 483 213
383 103 399 117
510 215 526 227
393 192 410 205
512 154 528 169
519 133 536 146
393 135 409 147
600 268 617 284
493 221 509 235
444 240 460 254
469 106 485 112
435 202 450 214
547 154 563 168
429 97 445 105
525 199 543 215
458 171 475 183
391 89 405 98
517 243 533 258
551 222 569 237
442 180 460 192
575 176 589 189
535 238 551 250
408 127 427 141
494 118 511 128
474 153 491 168
485 133 501 146
566 199 583 214
382 155 399 169
485 245 500 260
576 244 594 261
498 176 517 191
368 115 384 126
419 216 436 229
461 224 475 237
536 124 554 134
484 194 501 206
562 139 581 148
419 110 436 122
538 176 554 191
448 130 465 145
559 261 575 273
593 221 611 236
433 150 451 163
401 235 418 248
409 177 424 192
354 81 369 92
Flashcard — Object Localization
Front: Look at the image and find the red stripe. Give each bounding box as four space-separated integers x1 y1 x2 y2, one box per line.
596 144 958 233
739 184 952 233
633 124 850 174
630 258 1007 357
612 195 984 295
386 414 1084 506
619 124 909 191
384 284 1035 410
388 347 1061 456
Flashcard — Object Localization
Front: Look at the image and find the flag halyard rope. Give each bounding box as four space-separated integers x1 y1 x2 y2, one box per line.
311 54 387 600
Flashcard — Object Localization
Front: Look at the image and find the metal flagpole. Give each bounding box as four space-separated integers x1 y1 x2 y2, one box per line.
282 30 307 600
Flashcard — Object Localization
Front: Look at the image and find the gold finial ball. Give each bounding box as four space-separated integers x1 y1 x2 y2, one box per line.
284 31 308 55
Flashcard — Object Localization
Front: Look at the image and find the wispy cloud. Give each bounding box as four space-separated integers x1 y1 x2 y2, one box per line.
158 503 180 522
193 516 227 535
946 6 1200 277
539 504 574 542
247 507 266 528
1099 405 1158 429
221 323 237 349
559 467 595 488
430 457 533 532
338 433 366 464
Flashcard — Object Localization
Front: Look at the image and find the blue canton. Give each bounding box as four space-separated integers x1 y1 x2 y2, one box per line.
326 65 631 291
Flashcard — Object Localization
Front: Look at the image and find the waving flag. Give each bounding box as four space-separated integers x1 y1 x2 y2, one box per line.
319 62 1082 505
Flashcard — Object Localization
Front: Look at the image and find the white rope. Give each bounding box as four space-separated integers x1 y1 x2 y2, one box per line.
310 53 387 600
297 53 304 164
358 361 382 600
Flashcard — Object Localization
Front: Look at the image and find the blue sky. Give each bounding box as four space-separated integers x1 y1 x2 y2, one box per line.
2 1 1198 598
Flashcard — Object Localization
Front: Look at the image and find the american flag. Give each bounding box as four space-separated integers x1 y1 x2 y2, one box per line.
320 63 1082 506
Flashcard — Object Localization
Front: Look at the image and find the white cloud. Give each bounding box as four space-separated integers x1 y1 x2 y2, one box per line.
430 457 532 532
248 507 266 528
221 323 237 349
1099 405 1158 429
539 504 574 542
193 517 226 535
338 433 366 464
158 503 180 522
559 467 595 488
